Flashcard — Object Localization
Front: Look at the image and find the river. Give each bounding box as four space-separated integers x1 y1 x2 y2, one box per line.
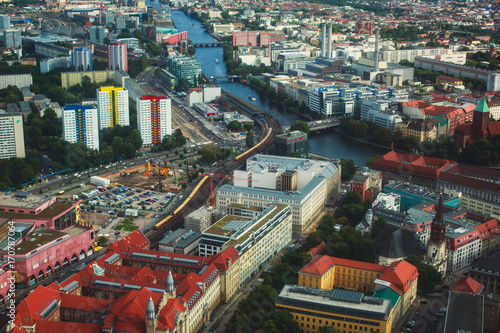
170 11 389 165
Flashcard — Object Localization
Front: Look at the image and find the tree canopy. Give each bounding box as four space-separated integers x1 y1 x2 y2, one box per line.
290 120 311 135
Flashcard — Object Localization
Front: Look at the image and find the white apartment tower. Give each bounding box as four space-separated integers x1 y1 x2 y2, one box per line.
97 86 129 130
62 105 99 151
0 111 25 159
107 43 128 73
136 95 172 146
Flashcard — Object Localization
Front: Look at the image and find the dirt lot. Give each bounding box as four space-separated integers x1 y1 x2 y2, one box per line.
103 163 185 192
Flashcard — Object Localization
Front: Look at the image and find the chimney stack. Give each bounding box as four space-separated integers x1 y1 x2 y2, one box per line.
327 24 332 58
321 24 326 58
374 28 380 71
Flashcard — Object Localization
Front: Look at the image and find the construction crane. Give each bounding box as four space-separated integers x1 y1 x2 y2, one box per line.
201 173 258 207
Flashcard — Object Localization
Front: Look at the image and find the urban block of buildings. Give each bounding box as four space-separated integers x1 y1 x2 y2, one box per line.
217 154 341 235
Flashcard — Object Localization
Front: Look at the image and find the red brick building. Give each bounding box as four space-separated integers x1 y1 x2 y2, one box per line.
9 230 240 333
232 31 286 47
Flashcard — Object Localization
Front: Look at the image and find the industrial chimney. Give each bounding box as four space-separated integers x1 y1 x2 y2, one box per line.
327 24 332 58
321 24 326 58
374 28 380 71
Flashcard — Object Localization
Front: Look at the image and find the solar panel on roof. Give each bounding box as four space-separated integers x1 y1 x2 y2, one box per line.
330 289 363 304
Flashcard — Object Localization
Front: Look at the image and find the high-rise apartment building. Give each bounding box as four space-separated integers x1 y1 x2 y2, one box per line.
70 47 92 71
3 29 21 49
107 43 128 73
136 95 171 146
0 15 10 30
89 26 105 44
62 105 99 151
0 110 25 159
97 86 129 129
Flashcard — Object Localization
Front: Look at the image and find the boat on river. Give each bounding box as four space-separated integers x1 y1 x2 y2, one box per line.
215 59 219 64
248 95 256 101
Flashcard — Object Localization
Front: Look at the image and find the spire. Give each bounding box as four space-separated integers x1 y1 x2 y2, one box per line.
167 270 174 292
435 195 444 224
147 297 155 319
430 194 446 244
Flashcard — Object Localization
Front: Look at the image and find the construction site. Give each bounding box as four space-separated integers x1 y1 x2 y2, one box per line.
104 160 195 192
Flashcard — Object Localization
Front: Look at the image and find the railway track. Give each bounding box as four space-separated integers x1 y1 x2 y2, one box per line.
145 114 279 247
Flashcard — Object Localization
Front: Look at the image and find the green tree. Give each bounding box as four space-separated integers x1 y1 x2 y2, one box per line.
405 255 442 292
246 129 254 148
243 122 254 131
290 120 310 135
199 145 223 163
340 158 357 181
227 120 242 132
371 216 387 238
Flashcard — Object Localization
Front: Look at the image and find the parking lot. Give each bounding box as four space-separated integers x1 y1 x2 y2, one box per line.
82 185 176 214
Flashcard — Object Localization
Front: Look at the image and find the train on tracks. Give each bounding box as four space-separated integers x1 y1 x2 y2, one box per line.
153 175 209 230
148 115 278 239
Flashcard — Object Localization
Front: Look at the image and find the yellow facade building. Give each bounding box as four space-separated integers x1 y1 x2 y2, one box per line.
276 285 394 333
298 255 386 293
61 70 128 89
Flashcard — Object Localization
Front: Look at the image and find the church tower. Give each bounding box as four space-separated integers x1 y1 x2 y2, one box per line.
426 195 447 275
472 99 490 140
145 297 157 333
166 270 176 297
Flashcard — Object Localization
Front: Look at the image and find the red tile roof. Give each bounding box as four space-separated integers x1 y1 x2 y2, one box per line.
60 294 112 312
476 219 500 240
14 286 63 326
299 255 336 276
299 255 386 277
33 321 103 333
308 241 326 258
372 151 457 179
107 230 150 255
450 277 484 295
158 298 186 331
377 260 418 293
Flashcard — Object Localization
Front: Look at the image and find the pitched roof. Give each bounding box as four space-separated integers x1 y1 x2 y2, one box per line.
60 294 112 312
298 255 336 276
373 287 401 308
374 225 426 259
14 286 63 326
450 277 484 295
377 260 418 293
308 241 326 258
299 255 386 277
107 229 150 255
475 99 490 113
34 321 103 333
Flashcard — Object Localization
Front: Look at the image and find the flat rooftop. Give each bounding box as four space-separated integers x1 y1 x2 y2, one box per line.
14 227 67 254
226 203 264 212
444 292 483 333
159 229 201 248
0 192 51 210
204 204 289 247
276 285 391 321
0 200 74 219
